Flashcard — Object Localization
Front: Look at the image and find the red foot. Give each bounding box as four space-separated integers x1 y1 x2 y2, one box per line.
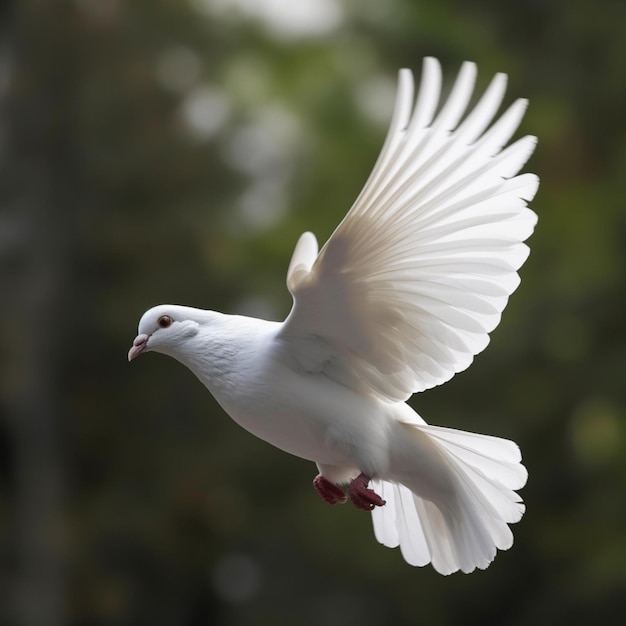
348 473 386 511
313 475 347 505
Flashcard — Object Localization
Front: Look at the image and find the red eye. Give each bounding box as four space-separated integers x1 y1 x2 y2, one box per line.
158 315 173 328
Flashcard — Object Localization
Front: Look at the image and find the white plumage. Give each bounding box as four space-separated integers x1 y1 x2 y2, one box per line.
129 58 538 574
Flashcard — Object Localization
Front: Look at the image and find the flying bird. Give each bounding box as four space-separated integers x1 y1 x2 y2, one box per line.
129 57 538 574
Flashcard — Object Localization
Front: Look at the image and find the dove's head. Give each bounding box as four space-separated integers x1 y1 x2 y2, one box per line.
128 304 205 362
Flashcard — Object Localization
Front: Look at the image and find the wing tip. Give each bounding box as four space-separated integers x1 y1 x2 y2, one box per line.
286 231 319 292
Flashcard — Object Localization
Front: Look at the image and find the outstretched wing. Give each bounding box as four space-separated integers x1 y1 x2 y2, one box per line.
279 57 539 402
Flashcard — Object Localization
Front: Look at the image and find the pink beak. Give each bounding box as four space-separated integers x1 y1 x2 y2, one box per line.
128 334 149 362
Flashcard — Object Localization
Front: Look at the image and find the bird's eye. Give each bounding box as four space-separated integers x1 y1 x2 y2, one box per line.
157 315 173 328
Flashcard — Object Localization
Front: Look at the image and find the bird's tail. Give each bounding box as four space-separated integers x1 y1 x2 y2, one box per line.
371 406 527 574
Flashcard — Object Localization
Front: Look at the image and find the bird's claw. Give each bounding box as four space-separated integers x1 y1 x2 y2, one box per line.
313 473 385 510
348 473 386 511
313 474 347 505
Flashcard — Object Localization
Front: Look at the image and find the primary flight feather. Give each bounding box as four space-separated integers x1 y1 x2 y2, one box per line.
129 57 538 574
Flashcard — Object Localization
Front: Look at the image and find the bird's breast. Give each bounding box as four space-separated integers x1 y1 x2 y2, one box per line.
198 353 391 471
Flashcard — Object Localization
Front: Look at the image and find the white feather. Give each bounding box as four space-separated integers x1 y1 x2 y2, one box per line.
280 57 538 402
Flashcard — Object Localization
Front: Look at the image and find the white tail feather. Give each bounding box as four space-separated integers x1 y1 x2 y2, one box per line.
372 415 527 574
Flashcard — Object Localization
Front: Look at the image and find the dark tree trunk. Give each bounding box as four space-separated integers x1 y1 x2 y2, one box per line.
0 1 82 623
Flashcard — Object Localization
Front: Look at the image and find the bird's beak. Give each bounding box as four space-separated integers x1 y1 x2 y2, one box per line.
128 334 149 362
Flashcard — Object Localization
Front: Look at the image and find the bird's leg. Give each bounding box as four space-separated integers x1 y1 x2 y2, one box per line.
348 473 386 510
313 474 347 505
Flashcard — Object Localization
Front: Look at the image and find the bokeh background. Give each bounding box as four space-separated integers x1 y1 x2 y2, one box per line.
1 0 625 624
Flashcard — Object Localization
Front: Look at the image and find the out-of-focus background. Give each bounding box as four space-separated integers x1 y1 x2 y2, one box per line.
1 0 625 624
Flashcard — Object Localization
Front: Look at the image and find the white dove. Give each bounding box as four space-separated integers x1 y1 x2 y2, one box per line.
129 57 538 575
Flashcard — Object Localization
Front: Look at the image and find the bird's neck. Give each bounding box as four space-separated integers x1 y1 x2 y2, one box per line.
173 312 278 404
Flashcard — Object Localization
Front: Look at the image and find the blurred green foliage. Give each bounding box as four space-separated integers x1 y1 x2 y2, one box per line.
1 0 625 624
